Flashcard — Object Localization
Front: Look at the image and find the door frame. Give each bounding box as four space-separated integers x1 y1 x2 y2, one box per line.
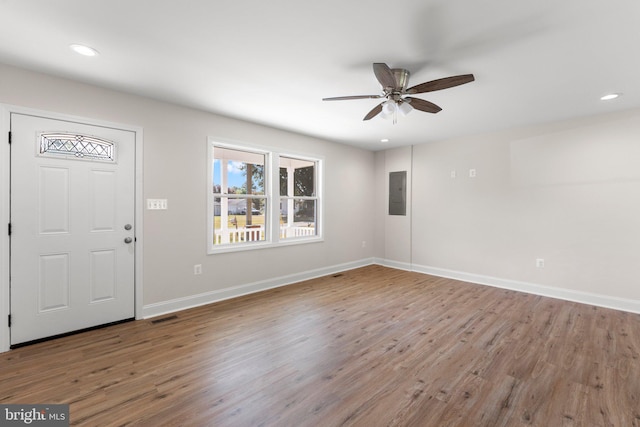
0 104 144 352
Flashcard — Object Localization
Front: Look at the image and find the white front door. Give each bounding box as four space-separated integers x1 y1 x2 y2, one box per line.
10 113 135 345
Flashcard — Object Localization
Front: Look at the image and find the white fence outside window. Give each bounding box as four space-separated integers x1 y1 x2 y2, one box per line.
213 225 315 245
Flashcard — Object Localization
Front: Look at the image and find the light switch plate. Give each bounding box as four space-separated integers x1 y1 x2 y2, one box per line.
147 199 168 210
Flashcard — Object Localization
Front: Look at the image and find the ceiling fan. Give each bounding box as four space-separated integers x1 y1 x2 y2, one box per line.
323 63 474 122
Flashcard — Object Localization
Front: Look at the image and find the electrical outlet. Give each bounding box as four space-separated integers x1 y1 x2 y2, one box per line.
469 169 477 178
536 258 545 268
194 264 202 275
450 170 457 179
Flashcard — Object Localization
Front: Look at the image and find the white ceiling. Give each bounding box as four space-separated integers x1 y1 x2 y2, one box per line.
0 0 638 151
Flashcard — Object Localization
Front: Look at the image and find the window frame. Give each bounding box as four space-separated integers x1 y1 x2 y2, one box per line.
207 138 323 254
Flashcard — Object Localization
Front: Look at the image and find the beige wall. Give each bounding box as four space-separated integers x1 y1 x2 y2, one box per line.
376 108 640 309
374 146 412 268
0 63 376 312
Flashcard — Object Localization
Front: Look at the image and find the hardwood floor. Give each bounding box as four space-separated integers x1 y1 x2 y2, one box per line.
2 265 640 426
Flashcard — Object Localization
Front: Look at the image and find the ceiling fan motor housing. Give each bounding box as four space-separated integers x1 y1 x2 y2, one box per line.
390 69 410 92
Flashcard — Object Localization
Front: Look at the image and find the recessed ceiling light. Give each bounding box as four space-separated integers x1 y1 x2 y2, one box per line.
70 44 99 57
380 138 389 143
600 93 620 101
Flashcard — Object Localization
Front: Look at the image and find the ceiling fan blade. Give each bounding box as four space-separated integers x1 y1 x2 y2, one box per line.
406 74 475 94
363 102 384 121
323 94 382 101
373 63 396 89
404 97 442 113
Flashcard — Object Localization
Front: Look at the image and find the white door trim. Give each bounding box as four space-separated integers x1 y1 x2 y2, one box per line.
0 104 144 352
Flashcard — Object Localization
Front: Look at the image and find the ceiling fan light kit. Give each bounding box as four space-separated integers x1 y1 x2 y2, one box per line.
397 101 413 116
379 99 412 124
323 63 474 123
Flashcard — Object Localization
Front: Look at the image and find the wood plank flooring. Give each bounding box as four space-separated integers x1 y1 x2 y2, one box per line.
2 265 640 426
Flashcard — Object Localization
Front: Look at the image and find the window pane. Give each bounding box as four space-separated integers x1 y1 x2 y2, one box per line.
214 196 267 245
214 147 265 195
280 157 315 197
279 199 316 239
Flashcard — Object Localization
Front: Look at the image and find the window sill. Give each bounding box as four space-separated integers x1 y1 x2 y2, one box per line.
208 236 324 255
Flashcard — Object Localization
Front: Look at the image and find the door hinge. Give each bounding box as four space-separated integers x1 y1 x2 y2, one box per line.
7 223 11 236
8 314 11 328
7 131 11 144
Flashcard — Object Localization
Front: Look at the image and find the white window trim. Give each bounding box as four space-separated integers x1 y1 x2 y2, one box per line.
207 138 323 254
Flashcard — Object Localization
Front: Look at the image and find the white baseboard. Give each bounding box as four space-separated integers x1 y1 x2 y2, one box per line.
145 257 640 320
142 258 375 319
372 257 412 271
410 263 640 315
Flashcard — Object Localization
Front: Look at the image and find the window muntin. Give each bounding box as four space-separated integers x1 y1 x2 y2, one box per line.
208 141 322 253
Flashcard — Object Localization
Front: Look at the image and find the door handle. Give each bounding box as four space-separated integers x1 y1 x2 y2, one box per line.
124 237 133 244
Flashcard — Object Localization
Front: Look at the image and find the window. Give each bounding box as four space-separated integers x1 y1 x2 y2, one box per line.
212 146 267 246
279 157 318 239
39 132 115 162
208 140 322 253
